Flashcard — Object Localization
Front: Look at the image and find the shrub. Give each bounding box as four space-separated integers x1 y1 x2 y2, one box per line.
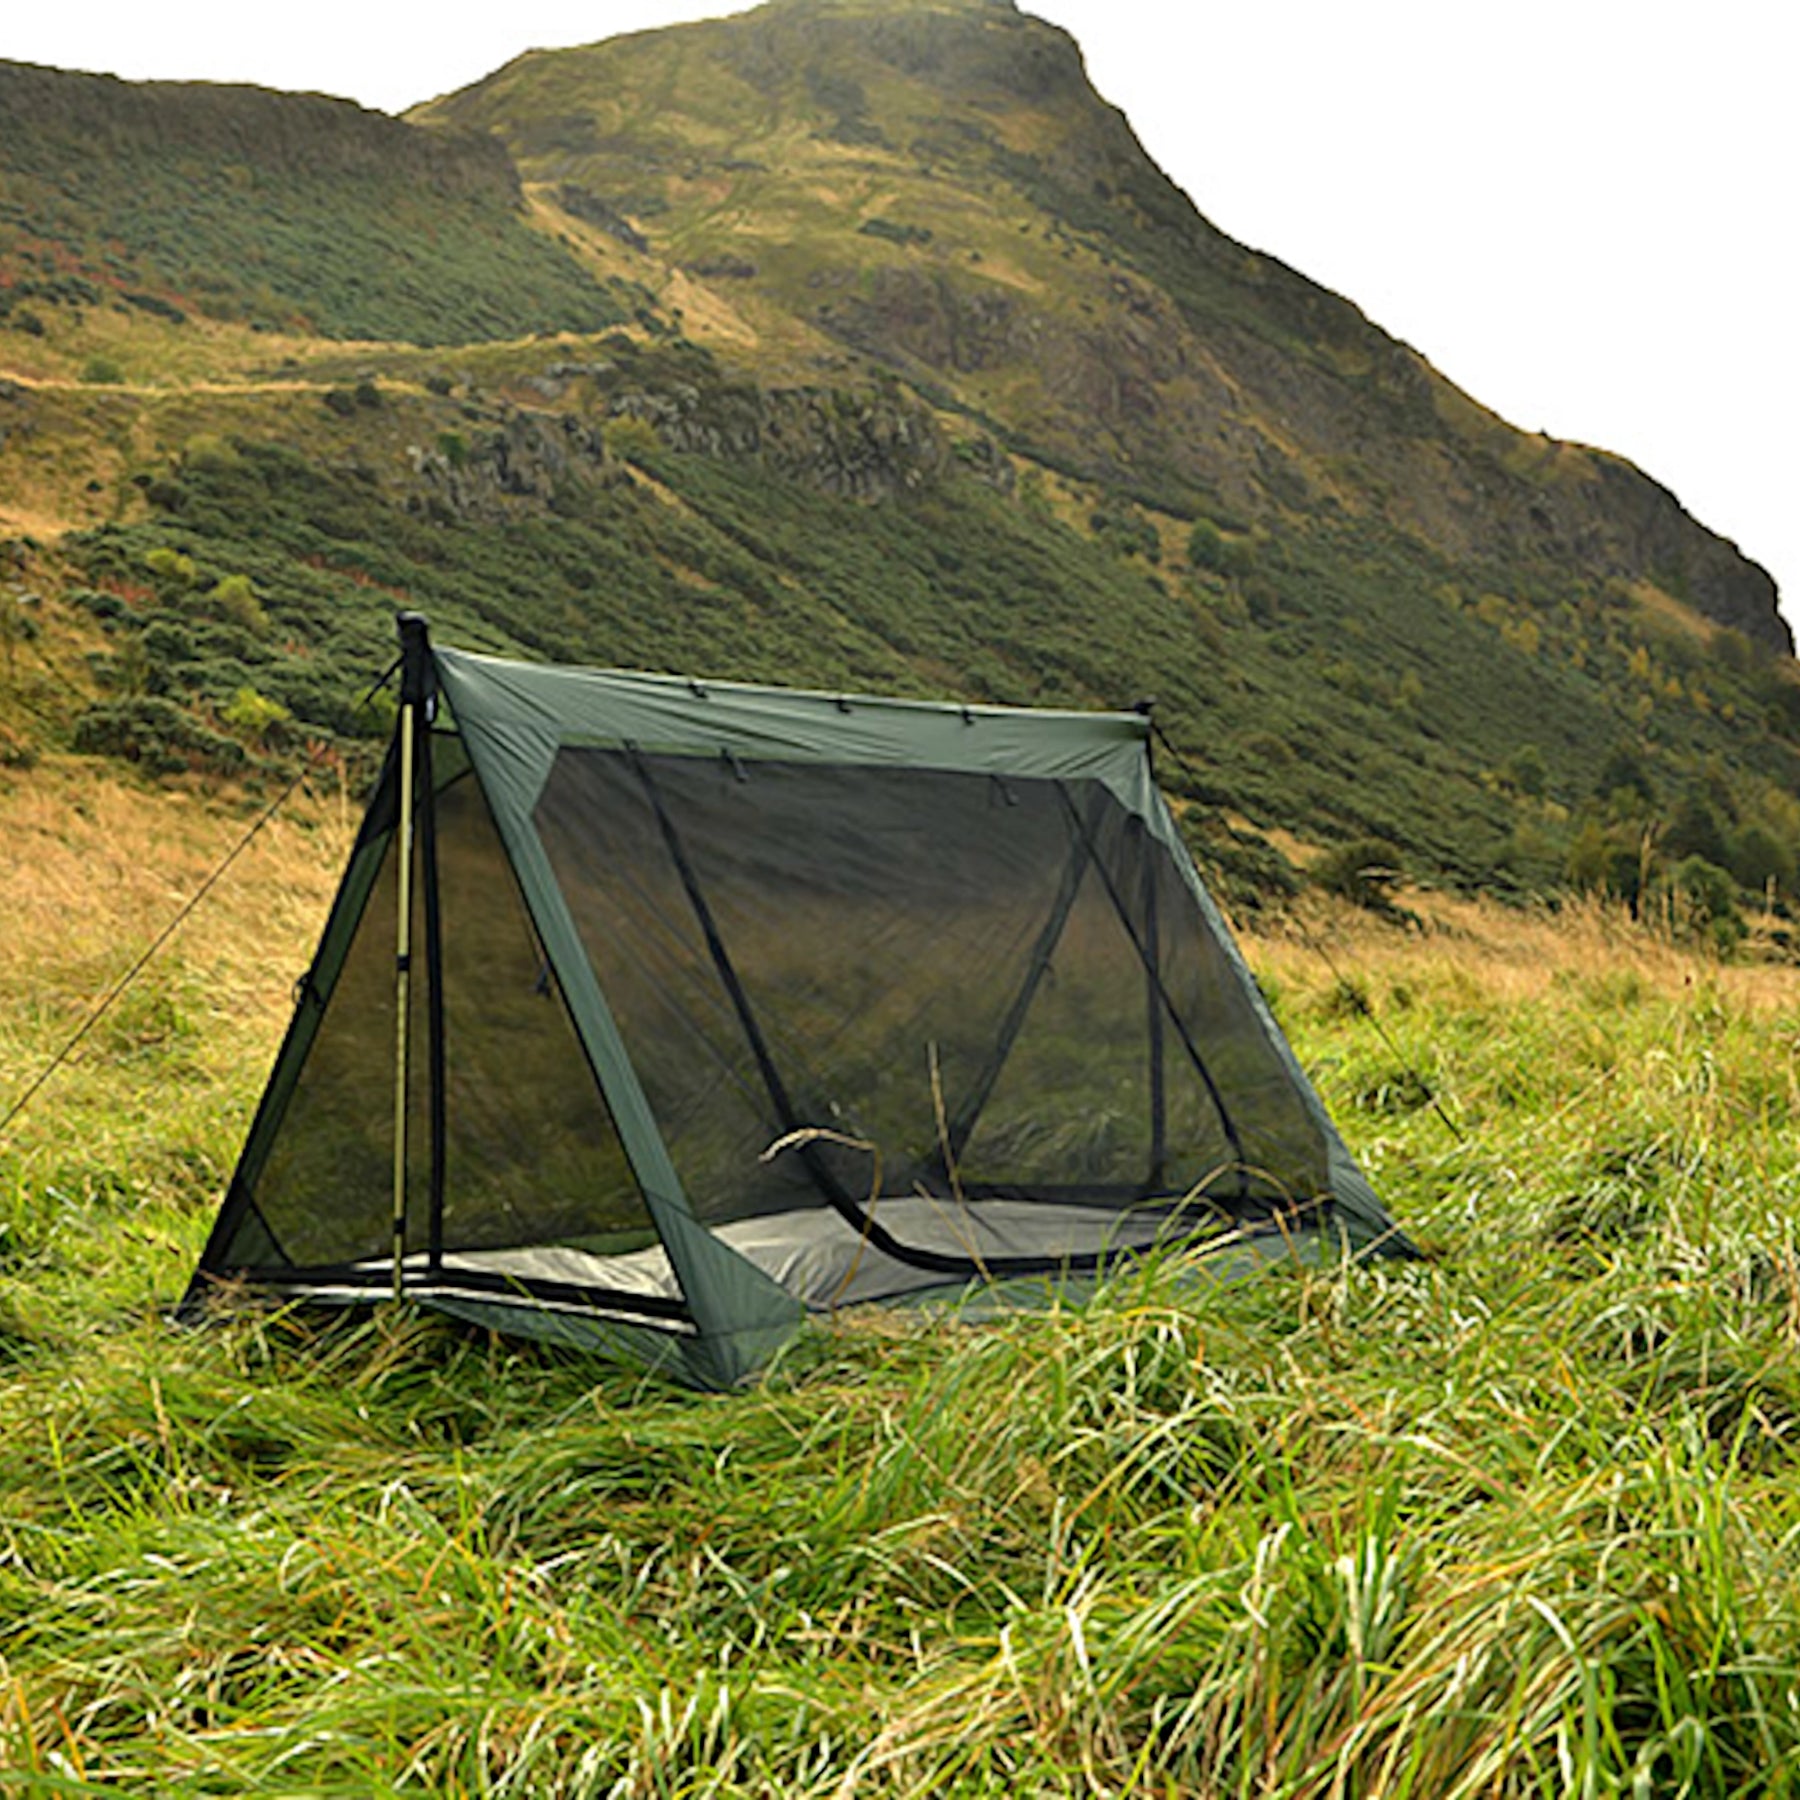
80 355 125 385
72 697 247 775
1666 855 1744 953
1313 836 1406 910
69 587 128 623
1664 795 1728 866
1187 520 1254 577
1727 823 1794 897
208 573 267 631
857 217 933 247
144 547 197 588
603 415 662 462
140 620 197 666
222 685 292 746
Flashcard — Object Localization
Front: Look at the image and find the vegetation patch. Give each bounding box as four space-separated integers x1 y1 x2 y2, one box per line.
6 795 1800 1790
0 63 632 345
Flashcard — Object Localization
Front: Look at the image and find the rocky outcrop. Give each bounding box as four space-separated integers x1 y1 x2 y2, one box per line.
405 382 948 521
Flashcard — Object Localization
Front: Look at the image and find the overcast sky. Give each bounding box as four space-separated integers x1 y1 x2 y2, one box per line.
7 0 1792 624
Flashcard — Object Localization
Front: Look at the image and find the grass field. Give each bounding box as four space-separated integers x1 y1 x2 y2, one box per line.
6 768 1800 1794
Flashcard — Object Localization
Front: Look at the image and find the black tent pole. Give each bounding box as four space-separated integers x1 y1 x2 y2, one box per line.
390 612 434 1300
419 685 447 1274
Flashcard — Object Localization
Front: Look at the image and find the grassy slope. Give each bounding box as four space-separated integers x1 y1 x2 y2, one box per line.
0 60 633 348
4 0 1797 903
7 773 1800 1791
11 344 1800 906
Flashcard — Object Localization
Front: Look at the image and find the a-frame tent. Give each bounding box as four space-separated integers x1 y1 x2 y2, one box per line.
184 617 1411 1386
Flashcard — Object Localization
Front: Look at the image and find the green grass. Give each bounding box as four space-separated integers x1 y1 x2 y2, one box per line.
7 855 1800 1791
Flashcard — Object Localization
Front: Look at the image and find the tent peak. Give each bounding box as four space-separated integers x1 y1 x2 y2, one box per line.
396 611 436 708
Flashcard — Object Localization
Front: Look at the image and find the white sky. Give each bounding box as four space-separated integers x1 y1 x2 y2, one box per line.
6 0 1793 624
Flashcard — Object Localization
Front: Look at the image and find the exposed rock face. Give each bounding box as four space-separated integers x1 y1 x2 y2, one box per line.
405 384 946 521
605 381 947 499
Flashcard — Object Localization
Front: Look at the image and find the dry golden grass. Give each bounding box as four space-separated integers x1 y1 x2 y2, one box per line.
10 761 1788 1103
0 763 352 1162
1262 886 1800 1017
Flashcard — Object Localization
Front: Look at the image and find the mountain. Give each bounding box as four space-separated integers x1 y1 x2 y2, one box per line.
2 0 1796 914
412 0 1783 653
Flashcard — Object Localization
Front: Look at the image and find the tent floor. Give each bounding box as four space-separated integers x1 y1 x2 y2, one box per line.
310 1194 1303 1321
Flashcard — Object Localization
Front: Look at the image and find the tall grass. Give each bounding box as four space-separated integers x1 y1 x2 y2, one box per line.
6 774 1800 1793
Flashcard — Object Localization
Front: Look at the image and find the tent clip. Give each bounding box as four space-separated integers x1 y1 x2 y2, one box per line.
960 705 976 726
688 678 709 700
721 748 749 783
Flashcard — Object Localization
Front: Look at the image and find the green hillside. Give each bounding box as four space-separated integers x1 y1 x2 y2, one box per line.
0 60 632 345
11 334 1797 921
1 0 1795 922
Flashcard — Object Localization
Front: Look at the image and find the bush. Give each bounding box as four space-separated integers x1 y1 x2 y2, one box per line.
69 587 128 623
1187 519 1254 577
603 415 662 463
1727 823 1794 897
72 697 247 775
1664 795 1728 866
222 685 292 746
857 217 933 248
208 573 267 631
1667 855 1744 953
1313 836 1406 910
81 356 125 385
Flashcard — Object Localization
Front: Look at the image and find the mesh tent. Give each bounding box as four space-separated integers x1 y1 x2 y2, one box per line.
184 620 1411 1387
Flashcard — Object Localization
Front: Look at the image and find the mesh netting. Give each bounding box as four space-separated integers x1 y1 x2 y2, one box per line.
239 755 652 1274
533 748 1328 1269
